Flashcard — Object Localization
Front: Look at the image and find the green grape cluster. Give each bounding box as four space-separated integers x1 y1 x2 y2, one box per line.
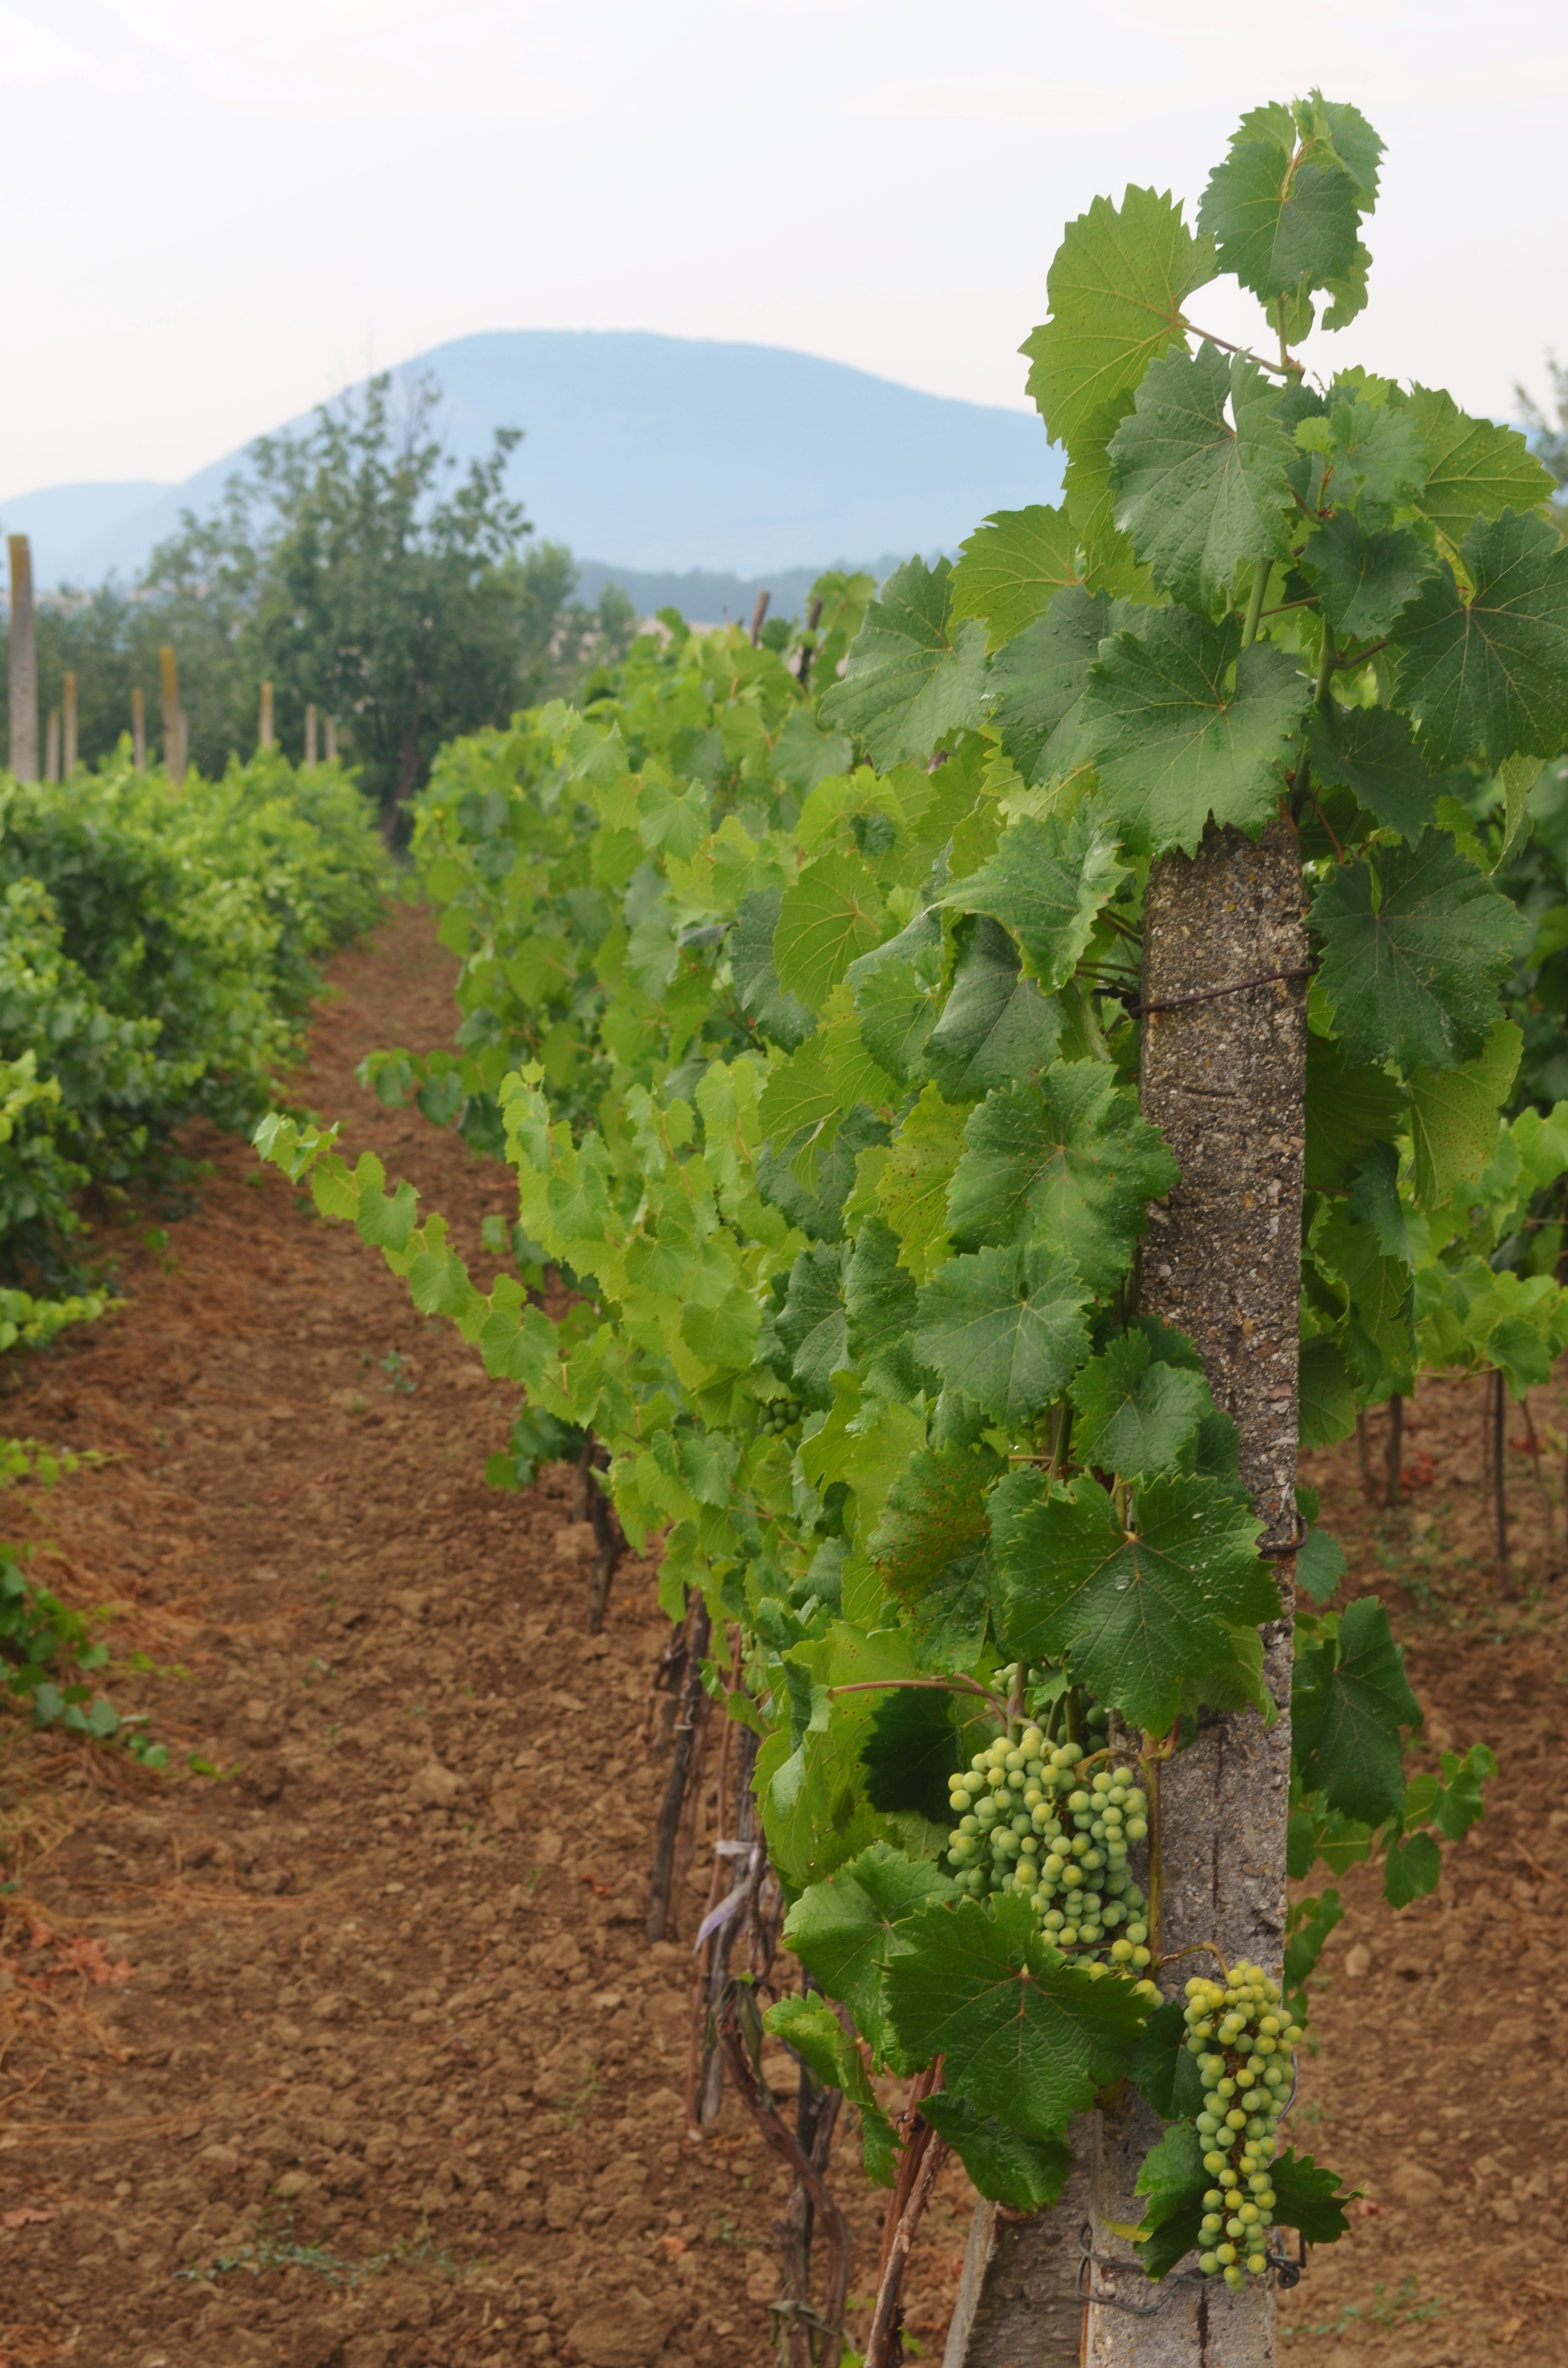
945 1727 1155 1977
759 1396 803 1437
1184 1965 1303 2289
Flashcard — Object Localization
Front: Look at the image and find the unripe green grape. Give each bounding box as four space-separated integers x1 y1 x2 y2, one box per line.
1202 2150 1227 2176
1125 1816 1148 1840
1224 2265 1245 2292
1215 2243 1237 2266
1199 2252 1221 2276
1200 2213 1223 2238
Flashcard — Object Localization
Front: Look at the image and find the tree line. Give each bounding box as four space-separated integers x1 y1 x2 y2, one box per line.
0 373 637 812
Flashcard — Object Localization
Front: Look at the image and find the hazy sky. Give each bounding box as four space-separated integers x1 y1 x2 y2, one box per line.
4 0 1565 498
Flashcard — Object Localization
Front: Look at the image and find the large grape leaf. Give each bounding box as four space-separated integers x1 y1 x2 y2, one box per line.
949 505 1085 649
1021 186 1215 455
1307 703 1440 844
941 809 1127 991
1078 609 1311 857
844 1215 929 1402
947 1061 1181 1293
773 850 886 1013
868 1444 997 1664
1311 829 1527 1071
1197 102 1363 307
762 1996 900 2186
925 917 1062 1104
776 1242 849 1409
918 2093 1076 2212
783 1842 957 2063
860 1688 986 1827
854 958 936 1087
1292 387 1427 530
1407 1018 1520 1209
991 1472 1274 1734
818 557 988 769
875 1086 968 1282
1394 510 1568 768
913 1243 1091 1429
1399 385 1556 553
1133 2121 1210 2282
1298 1334 1356 1449
1303 1034 1409 1192
730 887 818 1049
985 585 1113 789
1270 2149 1357 2245
882 1893 1148 2134
1298 511 1431 643
1292 1595 1421 1824
1068 1331 1211 1478
1107 344 1294 610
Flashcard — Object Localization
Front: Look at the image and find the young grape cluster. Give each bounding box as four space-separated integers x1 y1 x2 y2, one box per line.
944 1728 1155 1976
759 1396 803 1437
1184 1964 1302 2288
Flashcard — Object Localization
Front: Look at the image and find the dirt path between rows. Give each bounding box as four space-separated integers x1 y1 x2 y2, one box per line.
1 902 1566 2368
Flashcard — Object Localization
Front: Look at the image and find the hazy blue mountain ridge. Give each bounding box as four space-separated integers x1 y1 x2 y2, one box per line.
0 330 1061 598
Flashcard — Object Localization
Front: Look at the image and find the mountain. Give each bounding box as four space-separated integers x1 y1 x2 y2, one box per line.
0 331 1061 598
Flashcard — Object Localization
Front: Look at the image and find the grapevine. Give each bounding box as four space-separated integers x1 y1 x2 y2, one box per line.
250 84 1566 2356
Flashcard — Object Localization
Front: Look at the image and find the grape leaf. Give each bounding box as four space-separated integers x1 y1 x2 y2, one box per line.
819 557 988 769
913 1243 1091 1428
1292 1595 1421 1824
1068 1331 1211 1478
1382 1828 1442 1909
1108 344 1294 610
1407 1017 1520 1209
1292 387 1428 530
992 1472 1274 1735
1197 105 1363 307
947 1061 1180 1294
950 505 1085 649
773 850 886 1013
926 917 1063 1105
730 888 818 1050
1298 1334 1356 1449
1078 609 1311 858
844 1215 929 1402
1298 511 1431 643
1269 2148 1356 2244
1126 2002 1205 2121
777 1242 849 1409
854 958 935 1086
1304 1034 1409 1193
1400 385 1556 554
762 1996 900 2186
1021 186 1216 456
1307 703 1440 844
985 586 1113 790
861 1687 981 1827
941 808 1127 990
1132 2120 1209 2282
1310 829 1527 1072
868 1445 996 1666
875 1086 968 1282
917 2092 1076 2211
783 1843 957 2063
882 1893 1148 2135
1294 1525 1348 1606
1395 510 1568 768
1346 1142 1411 1265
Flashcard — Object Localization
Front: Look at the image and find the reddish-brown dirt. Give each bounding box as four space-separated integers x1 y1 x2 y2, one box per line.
0 901 1563 2368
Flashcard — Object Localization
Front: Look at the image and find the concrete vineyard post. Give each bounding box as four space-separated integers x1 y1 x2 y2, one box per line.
259 679 274 750
324 714 339 763
159 646 181 781
131 687 147 771
749 588 771 646
62 671 77 773
305 703 318 766
7 534 37 780
45 709 60 783
1082 822 1304 2366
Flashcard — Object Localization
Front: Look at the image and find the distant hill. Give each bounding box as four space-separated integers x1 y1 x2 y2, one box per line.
0 331 1061 595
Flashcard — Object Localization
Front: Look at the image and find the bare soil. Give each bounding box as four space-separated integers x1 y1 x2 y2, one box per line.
0 903 1563 2368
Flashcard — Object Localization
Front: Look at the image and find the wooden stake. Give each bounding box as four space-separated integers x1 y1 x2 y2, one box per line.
749 588 771 646
131 687 146 771
258 679 274 751
1493 1368 1508 1578
324 714 339 763
7 534 37 780
62 672 77 773
159 646 183 782
304 703 318 766
1385 1392 1403 1509
44 709 61 783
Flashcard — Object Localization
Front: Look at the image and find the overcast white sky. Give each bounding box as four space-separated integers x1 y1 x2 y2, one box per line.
3 0 1565 498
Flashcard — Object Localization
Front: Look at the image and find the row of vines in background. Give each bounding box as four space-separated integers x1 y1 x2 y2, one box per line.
248 90 1568 2358
0 749 390 1750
